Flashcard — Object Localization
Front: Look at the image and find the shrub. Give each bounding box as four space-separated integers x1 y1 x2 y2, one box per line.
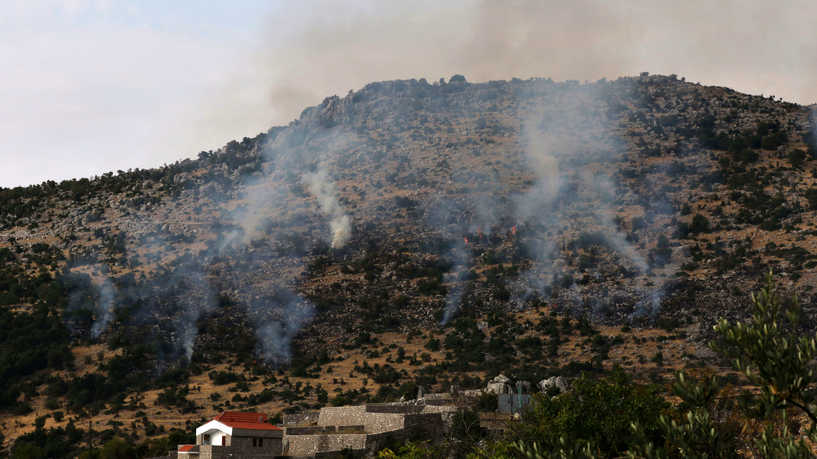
509 369 668 455
689 214 711 234
805 188 817 209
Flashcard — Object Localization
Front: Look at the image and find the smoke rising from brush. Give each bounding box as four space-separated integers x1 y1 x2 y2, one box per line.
209 123 361 363
65 274 117 340
248 291 316 366
440 238 470 325
90 279 115 339
464 81 677 321
170 268 217 362
303 167 352 248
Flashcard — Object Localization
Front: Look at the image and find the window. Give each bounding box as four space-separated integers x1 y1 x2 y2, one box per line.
252 438 264 447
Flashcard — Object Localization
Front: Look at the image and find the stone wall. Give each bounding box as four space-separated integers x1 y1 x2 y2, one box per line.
317 405 405 434
229 435 283 456
360 412 404 434
283 433 367 457
196 444 281 459
283 410 321 426
420 404 459 415
365 404 423 414
286 425 365 435
280 403 451 456
317 405 367 427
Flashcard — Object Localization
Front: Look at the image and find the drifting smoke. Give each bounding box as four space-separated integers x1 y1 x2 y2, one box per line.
440 238 470 325
66 274 117 340
304 167 352 248
207 124 359 364
90 278 115 339
169 268 218 362
590 172 649 274
499 82 674 320
631 286 664 321
248 291 316 366
218 182 291 250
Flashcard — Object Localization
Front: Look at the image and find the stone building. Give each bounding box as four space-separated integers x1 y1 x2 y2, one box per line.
154 411 283 458
153 401 455 458
281 400 456 457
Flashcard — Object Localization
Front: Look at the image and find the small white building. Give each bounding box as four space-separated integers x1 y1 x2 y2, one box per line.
167 411 283 459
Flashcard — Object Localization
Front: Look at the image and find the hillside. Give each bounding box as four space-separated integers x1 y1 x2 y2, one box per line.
0 74 816 453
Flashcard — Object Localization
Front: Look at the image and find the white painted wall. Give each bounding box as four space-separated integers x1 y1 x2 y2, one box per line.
210 431 227 446
196 420 233 446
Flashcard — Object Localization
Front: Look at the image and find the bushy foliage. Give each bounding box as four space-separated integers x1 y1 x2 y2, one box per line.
0 271 74 412
386 273 817 458
714 273 817 431
507 370 668 457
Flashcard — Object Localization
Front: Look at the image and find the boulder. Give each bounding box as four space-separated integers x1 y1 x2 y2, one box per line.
486 374 512 395
538 376 570 395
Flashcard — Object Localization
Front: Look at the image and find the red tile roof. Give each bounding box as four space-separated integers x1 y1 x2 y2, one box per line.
213 411 281 431
178 444 195 452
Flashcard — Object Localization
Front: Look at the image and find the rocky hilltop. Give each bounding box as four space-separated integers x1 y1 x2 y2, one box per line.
1 74 816 451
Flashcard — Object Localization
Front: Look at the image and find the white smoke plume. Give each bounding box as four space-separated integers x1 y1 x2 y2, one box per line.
90 278 115 339
64 271 118 341
218 181 291 250
303 167 352 248
171 269 217 362
102 226 222 364
440 238 470 325
249 291 316 366
504 82 671 319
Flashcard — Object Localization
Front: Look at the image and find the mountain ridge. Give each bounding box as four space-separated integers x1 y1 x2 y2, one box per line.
1 73 816 451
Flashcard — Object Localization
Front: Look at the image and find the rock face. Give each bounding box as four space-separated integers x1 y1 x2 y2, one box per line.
486 374 513 395
538 376 571 395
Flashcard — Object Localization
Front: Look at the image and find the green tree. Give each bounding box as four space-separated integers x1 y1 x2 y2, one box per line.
689 214 711 234
714 273 817 430
506 369 667 457
631 272 817 458
629 372 741 458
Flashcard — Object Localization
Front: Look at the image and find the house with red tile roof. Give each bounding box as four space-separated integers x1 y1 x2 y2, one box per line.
151 411 283 459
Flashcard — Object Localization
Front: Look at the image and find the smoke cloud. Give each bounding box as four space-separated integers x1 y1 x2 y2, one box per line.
512 84 668 318
248 290 316 366
419 80 678 323
65 274 117 340
440 239 470 325
303 167 352 248
4 1 816 188
244 0 817 132
90 278 115 339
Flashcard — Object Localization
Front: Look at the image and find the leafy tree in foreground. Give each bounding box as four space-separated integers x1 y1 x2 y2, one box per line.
714 273 817 428
446 272 817 458
631 272 816 458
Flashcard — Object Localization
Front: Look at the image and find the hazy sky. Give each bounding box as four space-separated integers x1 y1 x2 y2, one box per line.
2 0 816 188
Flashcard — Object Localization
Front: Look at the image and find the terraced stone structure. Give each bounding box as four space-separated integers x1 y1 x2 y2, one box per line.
282 400 456 457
